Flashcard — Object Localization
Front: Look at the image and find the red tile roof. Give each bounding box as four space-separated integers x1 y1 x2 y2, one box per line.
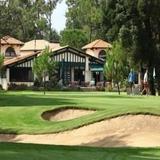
20 40 60 51
82 39 112 50
0 35 24 45
4 52 38 66
3 46 67 67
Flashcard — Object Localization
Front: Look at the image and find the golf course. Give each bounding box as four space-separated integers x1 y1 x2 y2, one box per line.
1 91 160 160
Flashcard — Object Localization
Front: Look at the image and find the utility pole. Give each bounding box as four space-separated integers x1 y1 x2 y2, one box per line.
0 0 6 54
34 23 38 52
49 0 52 42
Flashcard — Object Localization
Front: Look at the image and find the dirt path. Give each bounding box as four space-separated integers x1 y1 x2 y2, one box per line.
1 115 160 147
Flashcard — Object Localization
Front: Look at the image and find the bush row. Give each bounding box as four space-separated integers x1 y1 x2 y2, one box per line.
6 83 106 92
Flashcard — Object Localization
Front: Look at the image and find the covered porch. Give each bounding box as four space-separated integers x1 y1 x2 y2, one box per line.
1 53 37 90
52 46 104 87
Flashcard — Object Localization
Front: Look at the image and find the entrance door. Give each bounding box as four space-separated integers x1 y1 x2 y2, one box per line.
93 72 100 86
74 68 84 85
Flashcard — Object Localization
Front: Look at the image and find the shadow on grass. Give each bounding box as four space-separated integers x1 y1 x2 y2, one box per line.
0 142 160 160
67 93 145 99
87 95 145 99
0 94 76 107
0 128 19 134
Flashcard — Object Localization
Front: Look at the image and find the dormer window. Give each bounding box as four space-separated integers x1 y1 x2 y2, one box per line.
5 47 16 57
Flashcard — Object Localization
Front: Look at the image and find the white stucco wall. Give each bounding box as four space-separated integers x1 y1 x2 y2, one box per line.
86 48 104 58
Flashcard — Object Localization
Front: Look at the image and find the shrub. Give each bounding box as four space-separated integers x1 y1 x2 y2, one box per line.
8 83 28 90
0 85 3 90
96 86 105 91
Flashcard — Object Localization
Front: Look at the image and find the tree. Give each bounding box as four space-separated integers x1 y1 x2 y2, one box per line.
66 0 103 41
33 47 57 94
0 0 59 41
50 30 60 42
60 29 88 49
104 41 129 95
102 0 160 95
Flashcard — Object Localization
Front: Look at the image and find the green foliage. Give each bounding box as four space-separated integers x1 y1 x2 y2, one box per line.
33 47 57 83
0 54 4 69
104 41 129 94
0 0 59 41
66 0 103 41
101 0 160 95
105 42 128 81
50 30 60 42
8 83 28 91
60 29 88 48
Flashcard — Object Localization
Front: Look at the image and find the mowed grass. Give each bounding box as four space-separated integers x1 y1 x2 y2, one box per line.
1 91 160 160
1 91 160 134
1 143 160 160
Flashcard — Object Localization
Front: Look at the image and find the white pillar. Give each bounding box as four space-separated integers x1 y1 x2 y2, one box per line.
1 70 8 90
2 78 8 90
6 68 10 83
85 57 91 82
71 67 74 82
85 57 89 71
0 68 10 90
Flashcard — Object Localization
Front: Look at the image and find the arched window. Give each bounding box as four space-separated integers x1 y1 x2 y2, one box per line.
99 50 106 60
5 47 16 57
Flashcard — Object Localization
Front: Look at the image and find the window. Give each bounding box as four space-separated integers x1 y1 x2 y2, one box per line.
10 67 34 82
98 50 106 60
74 68 84 82
5 47 16 57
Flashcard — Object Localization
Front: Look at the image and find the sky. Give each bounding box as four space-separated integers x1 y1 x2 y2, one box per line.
51 0 68 33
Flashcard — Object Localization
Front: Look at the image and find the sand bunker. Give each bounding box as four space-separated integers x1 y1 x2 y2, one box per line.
1 114 160 147
41 108 95 121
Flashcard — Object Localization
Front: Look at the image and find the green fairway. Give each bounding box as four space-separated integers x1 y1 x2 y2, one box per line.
0 142 160 160
1 91 160 134
1 91 160 159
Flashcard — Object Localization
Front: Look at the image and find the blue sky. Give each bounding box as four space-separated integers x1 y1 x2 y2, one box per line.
52 0 68 33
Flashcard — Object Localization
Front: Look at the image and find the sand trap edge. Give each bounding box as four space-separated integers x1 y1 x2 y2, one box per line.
41 106 97 121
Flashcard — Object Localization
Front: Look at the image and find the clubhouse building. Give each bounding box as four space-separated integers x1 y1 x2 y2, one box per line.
0 36 111 90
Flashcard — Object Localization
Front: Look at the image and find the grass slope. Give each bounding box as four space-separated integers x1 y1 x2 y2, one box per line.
1 143 160 160
1 91 160 134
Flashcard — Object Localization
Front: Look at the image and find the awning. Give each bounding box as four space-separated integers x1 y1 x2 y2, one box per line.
90 64 104 72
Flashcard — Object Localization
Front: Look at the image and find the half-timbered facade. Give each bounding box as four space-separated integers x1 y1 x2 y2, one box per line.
0 37 104 90
51 46 104 85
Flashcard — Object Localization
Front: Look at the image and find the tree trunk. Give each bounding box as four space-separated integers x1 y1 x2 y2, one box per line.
139 64 144 92
117 81 120 95
43 76 46 95
155 65 160 96
148 67 156 95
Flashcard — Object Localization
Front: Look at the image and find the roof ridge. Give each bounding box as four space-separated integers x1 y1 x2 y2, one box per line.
1 35 24 44
82 39 111 49
92 39 101 47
